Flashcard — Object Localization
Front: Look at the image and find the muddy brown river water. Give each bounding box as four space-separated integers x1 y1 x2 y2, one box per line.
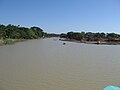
0 38 120 90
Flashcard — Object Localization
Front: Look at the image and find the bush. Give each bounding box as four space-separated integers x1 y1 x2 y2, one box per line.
3 39 14 45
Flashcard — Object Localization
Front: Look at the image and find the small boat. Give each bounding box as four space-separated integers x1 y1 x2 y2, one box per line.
59 39 62 40
104 85 120 90
63 43 66 45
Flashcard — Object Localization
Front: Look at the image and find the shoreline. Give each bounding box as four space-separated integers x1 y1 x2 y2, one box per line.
0 39 27 46
60 38 120 45
0 37 45 46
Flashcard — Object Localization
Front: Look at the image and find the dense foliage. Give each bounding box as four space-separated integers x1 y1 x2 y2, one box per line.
44 33 60 37
0 24 44 39
60 31 120 41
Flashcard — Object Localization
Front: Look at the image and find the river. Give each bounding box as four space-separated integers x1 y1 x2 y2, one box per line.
0 38 120 90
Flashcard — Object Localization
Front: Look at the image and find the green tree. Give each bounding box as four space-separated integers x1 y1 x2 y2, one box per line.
60 33 67 38
31 27 44 38
107 33 119 38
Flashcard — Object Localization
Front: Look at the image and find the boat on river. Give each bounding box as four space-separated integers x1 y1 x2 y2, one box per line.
104 85 120 90
63 43 66 45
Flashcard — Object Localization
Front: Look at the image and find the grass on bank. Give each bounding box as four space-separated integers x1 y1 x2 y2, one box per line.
3 39 14 45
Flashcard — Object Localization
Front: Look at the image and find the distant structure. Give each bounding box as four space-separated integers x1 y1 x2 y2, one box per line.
97 40 100 44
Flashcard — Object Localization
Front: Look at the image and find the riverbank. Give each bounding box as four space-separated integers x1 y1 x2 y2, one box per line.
84 41 120 45
0 39 26 46
60 38 120 45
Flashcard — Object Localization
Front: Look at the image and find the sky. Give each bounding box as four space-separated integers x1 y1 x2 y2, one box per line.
0 0 120 34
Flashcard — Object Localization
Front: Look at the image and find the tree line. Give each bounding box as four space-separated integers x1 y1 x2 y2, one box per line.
0 24 61 40
0 24 44 39
1 24 120 42
60 32 120 42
